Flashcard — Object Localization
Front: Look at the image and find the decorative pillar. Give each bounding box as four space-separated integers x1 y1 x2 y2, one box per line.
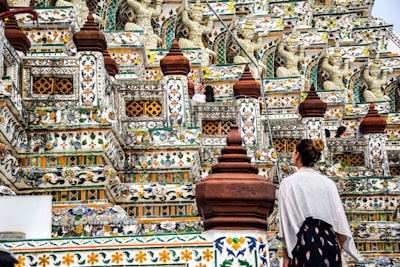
299 84 328 140
359 103 389 176
73 13 107 107
0 0 33 90
196 125 275 267
233 65 262 147
299 84 328 161
160 39 191 128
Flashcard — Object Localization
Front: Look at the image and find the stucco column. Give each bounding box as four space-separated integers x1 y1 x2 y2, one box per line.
73 13 108 107
359 104 389 176
299 85 328 139
233 65 262 147
1 0 33 93
160 39 191 128
299 85 328 159
301 117 325 140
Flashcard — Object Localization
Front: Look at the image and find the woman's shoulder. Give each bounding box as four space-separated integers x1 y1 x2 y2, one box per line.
281 168 332 184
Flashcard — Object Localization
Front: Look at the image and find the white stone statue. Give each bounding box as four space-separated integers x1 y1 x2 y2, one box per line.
320 47 351 102
125 0 163 49
321 47 350 90
178 0 217 66
233 19 266 79
56 0 90 28
275 34 305 77
363 58 390 102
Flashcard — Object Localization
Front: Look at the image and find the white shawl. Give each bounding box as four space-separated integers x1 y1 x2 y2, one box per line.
278 168 361 260
191 94 206 104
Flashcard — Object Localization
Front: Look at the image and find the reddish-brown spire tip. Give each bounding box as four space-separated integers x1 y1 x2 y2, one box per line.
87 12 94 22
233 64 260 99
73 12 107 52
299 84 327 118
4 16 31 54
226 124 242 146
103 50 119 77
188 80 194 98
160 39 190 76
359 103 387 134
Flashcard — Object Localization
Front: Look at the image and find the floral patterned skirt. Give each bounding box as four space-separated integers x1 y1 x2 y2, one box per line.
289 217 342 267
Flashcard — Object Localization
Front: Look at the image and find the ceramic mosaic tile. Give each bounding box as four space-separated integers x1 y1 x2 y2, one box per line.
1 234 214 267
264 77 304 92
324 106 344 120
16 7 75 26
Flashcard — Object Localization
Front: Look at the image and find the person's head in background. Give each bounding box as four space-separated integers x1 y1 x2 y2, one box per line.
191 82 206 104
194 83 205 95
204 85 215 102
335 126 347 138
292 139 324 168
325 128 331 138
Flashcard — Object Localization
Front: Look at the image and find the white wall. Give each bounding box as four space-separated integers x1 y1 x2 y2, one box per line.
0 195 52 239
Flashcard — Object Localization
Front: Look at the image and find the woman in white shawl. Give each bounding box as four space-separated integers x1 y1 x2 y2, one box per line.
279 139 361 267
191 83 206 105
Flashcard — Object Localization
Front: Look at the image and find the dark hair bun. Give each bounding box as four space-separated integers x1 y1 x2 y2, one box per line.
313 139 324 153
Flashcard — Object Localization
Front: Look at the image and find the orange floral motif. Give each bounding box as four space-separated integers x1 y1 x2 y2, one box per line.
83 76 93 84
180 249 193 262
15 255 26 267
87 252 99 264
227 237 246 250
159 250 171 263
85 173 94 180
38 110 47 116
38 254 50 267
84 64 92 72
196 263 207 267
62 253 75 266
111 251 124 264
135 251 147 263
202 248 213 261
49 112 56 120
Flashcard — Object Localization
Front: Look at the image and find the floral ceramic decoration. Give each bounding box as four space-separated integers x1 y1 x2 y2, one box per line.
269 1 311 27
300 31 328 45
27 29 73 46
317 90 347 104
105 32 143 47
16 7 75 25
3 235 214 267
341 196 398 212
203 65 245 81
324 106 343 120
202 1 235 17
109 183 195 203
264 77 304 92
